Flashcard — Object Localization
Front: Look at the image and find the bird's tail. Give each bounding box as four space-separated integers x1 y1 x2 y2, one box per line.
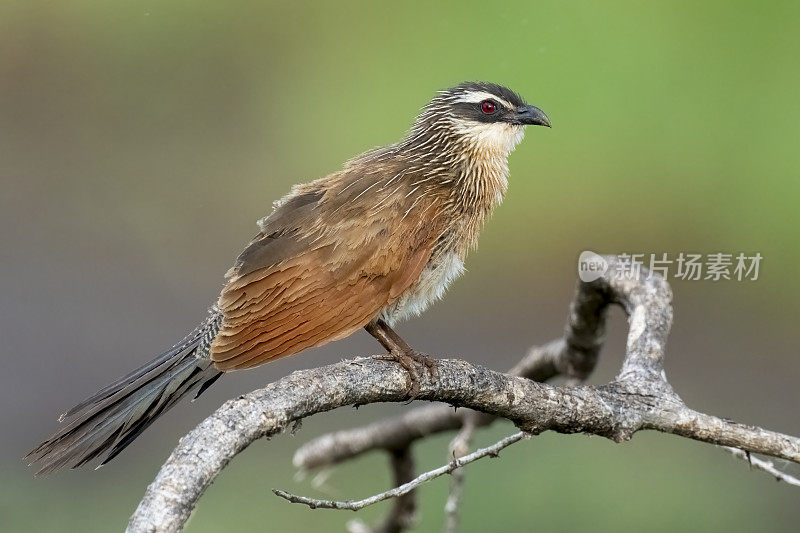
26 310 223 475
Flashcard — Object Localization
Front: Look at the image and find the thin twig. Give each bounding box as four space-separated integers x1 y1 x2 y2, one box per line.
273 432 527 511
724 446 800 487
443 413 478 533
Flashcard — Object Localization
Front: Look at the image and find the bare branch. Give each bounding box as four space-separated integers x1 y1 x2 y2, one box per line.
443 412 478 533
127 256 800 532
293 271 612 471
724 447 800 486
273 432 526 511
289 257 644 471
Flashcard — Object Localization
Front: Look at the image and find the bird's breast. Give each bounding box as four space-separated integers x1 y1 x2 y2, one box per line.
380 249 465 325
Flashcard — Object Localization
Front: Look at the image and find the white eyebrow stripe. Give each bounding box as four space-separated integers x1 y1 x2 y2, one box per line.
452 91 514 109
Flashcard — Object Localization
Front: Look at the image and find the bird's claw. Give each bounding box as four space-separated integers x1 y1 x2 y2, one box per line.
375 350 438 400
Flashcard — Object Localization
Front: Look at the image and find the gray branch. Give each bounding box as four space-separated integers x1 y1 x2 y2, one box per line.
443 411 478 533
127 257 800 532
274 432 526 511
724 447 800 487
292 270 612 472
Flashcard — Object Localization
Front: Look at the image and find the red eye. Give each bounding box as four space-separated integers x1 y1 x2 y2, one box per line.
480 100 496 114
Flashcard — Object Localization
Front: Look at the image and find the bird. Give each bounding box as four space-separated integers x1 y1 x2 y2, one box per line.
26 81 550 475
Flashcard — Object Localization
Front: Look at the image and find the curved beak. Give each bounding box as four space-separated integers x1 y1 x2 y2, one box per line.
512 105 551 127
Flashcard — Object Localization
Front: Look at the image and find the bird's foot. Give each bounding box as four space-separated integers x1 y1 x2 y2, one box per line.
376 349 438 400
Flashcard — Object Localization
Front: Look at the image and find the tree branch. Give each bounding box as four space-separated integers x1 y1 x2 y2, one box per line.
443 411 478 533
127 256 800 533
292 268 612 472
724 447 800 487
274 432 526 511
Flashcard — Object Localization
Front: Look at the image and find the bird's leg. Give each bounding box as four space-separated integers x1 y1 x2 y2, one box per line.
364 318 438 398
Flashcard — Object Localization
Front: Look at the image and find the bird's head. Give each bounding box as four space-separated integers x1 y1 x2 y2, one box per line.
407 82 550 157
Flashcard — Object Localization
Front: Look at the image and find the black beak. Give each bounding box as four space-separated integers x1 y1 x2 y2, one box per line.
512 105 551 127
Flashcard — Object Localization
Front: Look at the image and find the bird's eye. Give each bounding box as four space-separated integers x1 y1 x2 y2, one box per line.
480 100 497 114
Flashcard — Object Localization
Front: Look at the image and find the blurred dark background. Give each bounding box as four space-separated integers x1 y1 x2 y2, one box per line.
2 1 799 531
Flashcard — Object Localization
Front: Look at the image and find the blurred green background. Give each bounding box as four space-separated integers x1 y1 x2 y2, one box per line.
2 1 800 531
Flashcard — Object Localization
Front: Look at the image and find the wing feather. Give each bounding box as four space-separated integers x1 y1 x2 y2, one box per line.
210 189 443 371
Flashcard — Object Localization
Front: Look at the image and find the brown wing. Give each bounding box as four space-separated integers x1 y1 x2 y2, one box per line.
210 188 441 371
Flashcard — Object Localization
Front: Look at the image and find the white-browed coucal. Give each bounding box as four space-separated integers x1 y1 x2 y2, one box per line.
27 82 550 474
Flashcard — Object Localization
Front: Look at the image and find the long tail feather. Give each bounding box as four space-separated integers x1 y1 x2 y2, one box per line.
26 311 223 475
